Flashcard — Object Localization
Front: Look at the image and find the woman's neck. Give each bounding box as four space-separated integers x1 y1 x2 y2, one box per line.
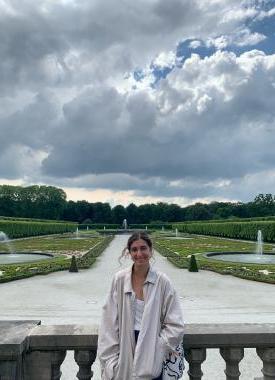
132 264 150 279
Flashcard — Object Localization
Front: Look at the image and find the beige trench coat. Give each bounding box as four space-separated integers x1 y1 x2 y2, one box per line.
98 265 184 380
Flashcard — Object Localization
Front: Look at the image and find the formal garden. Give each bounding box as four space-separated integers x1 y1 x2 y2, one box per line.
153 229 275 284
2 211 275 284
0 220 113 283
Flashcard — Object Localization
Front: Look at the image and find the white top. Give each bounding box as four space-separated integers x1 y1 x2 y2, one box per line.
134 297 145 331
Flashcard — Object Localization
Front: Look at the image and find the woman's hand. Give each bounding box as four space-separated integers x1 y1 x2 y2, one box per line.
169 350 180 357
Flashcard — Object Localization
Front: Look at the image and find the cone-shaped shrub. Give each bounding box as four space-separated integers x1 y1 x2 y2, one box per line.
69 255 78 273
188 254 199 272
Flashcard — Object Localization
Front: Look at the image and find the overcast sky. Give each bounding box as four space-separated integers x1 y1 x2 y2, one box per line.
1 0 275 206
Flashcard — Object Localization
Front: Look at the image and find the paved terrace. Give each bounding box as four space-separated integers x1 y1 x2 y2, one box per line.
1 235 275 379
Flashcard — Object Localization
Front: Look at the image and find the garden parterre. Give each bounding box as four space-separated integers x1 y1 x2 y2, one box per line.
154 233 275 284
0 233 113 283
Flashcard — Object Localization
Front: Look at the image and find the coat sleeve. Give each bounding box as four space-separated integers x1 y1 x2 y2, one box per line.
160 277 184 352
97 276 120 380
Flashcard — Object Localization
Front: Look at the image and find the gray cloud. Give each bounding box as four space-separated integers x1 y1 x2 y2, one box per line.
0 0 259 94
0 0 201 94
0 1 275 203
39 51 275 178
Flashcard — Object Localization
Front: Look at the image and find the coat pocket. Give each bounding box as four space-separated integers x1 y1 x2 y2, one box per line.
152 336 167 378
103 354 119 380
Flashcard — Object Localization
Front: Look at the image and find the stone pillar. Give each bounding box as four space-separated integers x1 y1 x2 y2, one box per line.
184 348 206 380
220 347 244 380
0 320 40 380
0 359 19 380
24 350 66 380
257 347 275 380
74 350 97 380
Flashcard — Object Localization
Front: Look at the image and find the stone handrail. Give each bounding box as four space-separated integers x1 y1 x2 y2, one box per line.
1 321 275 379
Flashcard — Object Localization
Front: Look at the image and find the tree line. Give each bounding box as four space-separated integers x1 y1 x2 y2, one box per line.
0 185 275 224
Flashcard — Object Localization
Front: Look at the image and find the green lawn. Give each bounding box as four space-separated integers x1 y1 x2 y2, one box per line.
0 233 101 253
154 233 275 284
0 233 112 283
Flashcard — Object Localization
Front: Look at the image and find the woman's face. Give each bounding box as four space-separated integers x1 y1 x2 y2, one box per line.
129 239 152 267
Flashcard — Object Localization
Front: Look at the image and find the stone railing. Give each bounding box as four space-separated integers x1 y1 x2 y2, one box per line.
1 321 275 379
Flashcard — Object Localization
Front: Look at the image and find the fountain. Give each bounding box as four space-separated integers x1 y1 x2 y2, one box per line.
122 219 128 230
256 230 263 255
68 226 86 240
164 228 191 240
0 231 53 265
0 231 14 254
204 230 275 265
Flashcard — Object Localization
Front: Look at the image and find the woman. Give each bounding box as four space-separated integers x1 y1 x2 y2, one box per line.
98 232 184 380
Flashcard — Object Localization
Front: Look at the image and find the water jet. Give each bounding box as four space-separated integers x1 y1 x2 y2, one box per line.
0 231 53 265
204 230 275 265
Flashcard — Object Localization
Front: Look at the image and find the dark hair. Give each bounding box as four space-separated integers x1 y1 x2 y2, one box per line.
119 231 153 263
127 231 152 251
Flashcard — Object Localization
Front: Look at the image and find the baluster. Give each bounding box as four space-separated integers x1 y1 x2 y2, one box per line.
24 350 66 380
74 350 97 380
256 347 275 380
51 351 67 380
220 347 244 380
184 348 206 380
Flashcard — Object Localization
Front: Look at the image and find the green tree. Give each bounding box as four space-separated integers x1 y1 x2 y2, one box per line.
137 204 153 223
92 203 112 223
63 201 78 221
35 186 66 219
185 203 211 221
0 185 66 220
112 205 127 224
250 193 275 216
126 203 139 224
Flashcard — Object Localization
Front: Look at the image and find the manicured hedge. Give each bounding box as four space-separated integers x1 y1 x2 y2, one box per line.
0 220 75 238
130 224 173 230
77 235 114 268
175 221 275 242
80 223 173 230
80 224 119 230
177 216 275 224
0 216 74 223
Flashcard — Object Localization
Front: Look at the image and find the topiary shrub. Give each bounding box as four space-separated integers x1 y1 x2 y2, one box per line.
188 254 199 272
69 255 78 273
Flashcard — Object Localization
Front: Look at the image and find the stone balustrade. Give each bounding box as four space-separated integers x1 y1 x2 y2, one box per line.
1 321 275 379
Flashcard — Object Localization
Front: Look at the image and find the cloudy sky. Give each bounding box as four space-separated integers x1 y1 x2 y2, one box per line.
1 0 275 206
